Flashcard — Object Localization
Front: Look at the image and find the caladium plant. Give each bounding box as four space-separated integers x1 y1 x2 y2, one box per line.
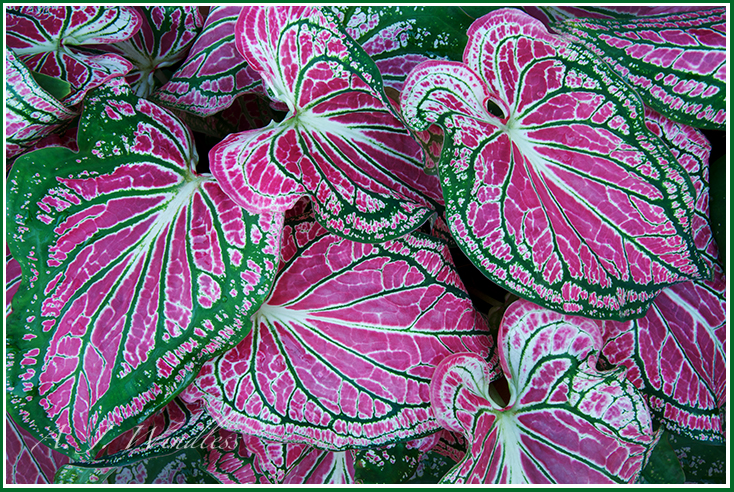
400 8 710 321
5 4 727 485
431 300 659 483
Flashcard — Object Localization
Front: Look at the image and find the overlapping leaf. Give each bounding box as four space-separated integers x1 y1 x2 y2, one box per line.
431 300 658 484
182 214 493 449
524 6 711 27
644 108 719 268
6 415 70 484
95 7 204 98
554 8 726 129
6 49 78 160
210 6 443 242
6 6 141 105
401 8 708 320
150 6 263 116
331 6 488 92
6 80 283 460
56 449 215 484
601 265 726 442
600 109 725 442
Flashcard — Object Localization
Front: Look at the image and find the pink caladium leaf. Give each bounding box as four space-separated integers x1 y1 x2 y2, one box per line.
401 8 709 321
6 49 78 160
553 8 726 129
6 414 71 484
601 265 726 443
150 6 263 116
6 6 142 106
5 80 283 460
210 6 443 242
431 300 658 484
93 7 204 98
181 213 494 450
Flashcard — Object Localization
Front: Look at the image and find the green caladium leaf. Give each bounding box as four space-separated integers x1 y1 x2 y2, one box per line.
554 8 726 129
401 8 709 320
331 6 491 91
708 155 726 265
6 49 77 160
210 6 444 243
30 70 73 101
666 431 726 484
6 79 283 460
640 430 686 484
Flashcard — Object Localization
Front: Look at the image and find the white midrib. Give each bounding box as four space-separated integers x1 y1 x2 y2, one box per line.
494 410 526 483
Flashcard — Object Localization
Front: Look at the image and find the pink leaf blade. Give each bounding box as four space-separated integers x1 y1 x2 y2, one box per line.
182 217 494 450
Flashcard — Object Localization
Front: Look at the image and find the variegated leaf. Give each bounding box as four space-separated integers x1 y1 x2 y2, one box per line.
204 431 264 484
181 215 493 449
601 265 726 443
554 8 726 129
331 6 487 91
644 108 719 269
210 5 443 242
6 414 70 484
431 300 658 483
400 8 708 320
94 7 204 98
150 6 263 116
667 431 726 483
6 6 142 105
6 49 77 160
92 398 215 464
6 80 283 460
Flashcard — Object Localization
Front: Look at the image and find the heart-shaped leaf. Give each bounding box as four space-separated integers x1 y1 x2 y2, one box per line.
181 214 494 450
431 300 658 483
6 6 142 105
6 49 77 160
6 80 283 460
6 414 70 484
553 8 726 129
210 6 443 242
94 7 204 98
401 8 708 320
150 6 263 116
